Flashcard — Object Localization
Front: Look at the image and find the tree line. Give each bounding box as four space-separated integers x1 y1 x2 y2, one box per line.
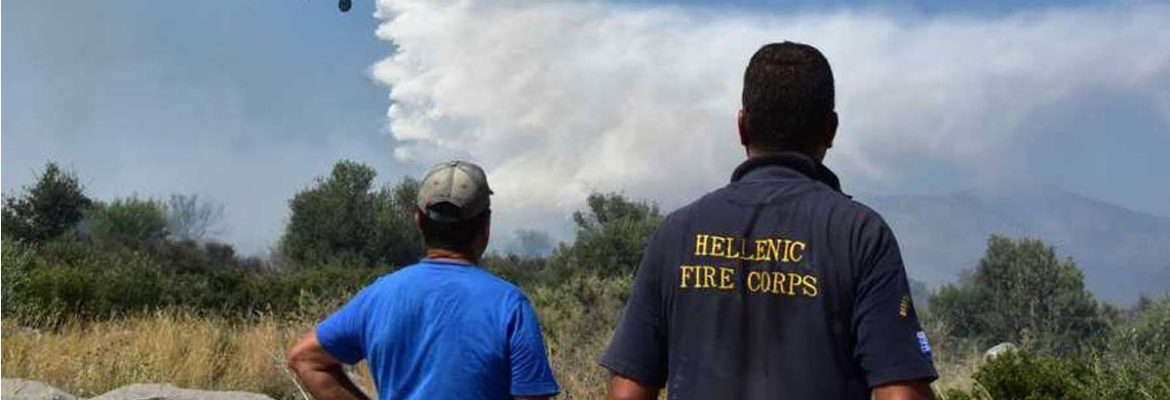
0 160 658 318
2 160 1167 398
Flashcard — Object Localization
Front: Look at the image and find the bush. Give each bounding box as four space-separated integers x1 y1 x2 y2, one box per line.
242 264 393 315
81 197 170 244
929 236 1109 355
3 239 166 319
1 241 36 315
949 349 1170 400
279 160 421 269
544 193 662 279
1 237 392 321
971 352 1092 400
2 162 94 245
1111 296 1170 363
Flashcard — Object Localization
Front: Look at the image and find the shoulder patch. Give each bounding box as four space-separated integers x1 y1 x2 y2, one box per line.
899 294 911 317
916 331 933 358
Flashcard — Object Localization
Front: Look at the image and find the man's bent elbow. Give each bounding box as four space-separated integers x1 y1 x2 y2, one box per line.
873 379 937 400
606 373 659 400
286 331 330 375
286 346 310 374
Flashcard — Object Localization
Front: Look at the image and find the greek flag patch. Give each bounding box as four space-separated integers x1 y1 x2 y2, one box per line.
916 331 933 358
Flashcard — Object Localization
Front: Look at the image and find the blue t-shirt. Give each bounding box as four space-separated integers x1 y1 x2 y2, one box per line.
316 260 560 399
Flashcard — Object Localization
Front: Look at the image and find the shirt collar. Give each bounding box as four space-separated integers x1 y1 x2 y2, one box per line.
730 152 846 195
422 257 477 267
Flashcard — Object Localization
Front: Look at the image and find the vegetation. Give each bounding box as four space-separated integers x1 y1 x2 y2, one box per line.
279 160 421 269
0 311 372 399
930 237 1170 399
929 236 1110 355
2 160 1168 399
2 162 94 245
81 197 170 244
941 333 1170 400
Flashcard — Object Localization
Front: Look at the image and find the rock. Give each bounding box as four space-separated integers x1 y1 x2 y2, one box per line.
89 384 275 400
983 342 1019 362
1 378 77 400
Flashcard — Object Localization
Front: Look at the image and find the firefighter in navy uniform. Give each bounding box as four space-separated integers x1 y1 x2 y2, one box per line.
599 42 939 400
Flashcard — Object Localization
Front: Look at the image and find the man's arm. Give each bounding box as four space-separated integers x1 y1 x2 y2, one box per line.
850 215 939 395
874 379 937 400
506 295 562 399
606 373 660 400
599 224 672 398
286 330 371 400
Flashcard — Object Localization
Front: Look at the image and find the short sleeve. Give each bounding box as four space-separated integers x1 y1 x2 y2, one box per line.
598 227 668 387
315 286 373 365
507 295 561 397
853 218 939 387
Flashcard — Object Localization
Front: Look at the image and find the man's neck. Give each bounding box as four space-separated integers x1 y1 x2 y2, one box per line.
425 248 479 265
747 147 825 162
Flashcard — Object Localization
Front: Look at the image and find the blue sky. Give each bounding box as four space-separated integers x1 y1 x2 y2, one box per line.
3 0 1168 254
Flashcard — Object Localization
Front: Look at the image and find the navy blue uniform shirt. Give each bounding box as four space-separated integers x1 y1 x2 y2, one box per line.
599 153 938 399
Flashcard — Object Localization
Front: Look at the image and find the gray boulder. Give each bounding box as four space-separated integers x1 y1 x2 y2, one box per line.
983 342 1019 362
1 378 77 400
89 384 275 400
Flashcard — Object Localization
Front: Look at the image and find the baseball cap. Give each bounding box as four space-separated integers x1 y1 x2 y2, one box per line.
417 160 493 222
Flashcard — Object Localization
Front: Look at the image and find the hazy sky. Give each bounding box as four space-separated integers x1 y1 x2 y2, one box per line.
3 0 1168 255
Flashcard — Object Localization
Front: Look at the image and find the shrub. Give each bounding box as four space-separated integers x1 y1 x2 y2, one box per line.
2 162 94 245
1 241 36 315
279 160 421 269
1 237 393 321
1111 296 1170 364
952 349 1170 400
4 239 166 320
544 193 662 280
80 197 169 244
243 264 393 315
929 236 1109 355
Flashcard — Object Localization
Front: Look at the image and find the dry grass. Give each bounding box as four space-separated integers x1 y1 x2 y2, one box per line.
0 311 374 399
3 310 973 399
0 309 610 399
541 321 612 400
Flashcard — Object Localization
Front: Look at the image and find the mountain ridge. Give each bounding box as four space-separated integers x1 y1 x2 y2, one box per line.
865 185 1170 304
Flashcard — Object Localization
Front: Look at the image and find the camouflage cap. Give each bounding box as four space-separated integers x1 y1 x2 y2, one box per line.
417 160 492 222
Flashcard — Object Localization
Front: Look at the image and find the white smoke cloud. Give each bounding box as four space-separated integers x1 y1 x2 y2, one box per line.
371 0 1170 238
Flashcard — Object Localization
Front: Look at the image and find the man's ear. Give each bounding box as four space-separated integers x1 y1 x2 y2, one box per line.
480 212 492 240
824 111 838 149
737 109 750 147
414 209 425 230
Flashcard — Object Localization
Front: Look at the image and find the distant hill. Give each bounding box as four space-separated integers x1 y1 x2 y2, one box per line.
866 185 1170 304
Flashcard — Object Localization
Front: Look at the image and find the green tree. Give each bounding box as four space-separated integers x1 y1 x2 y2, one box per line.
280 160 421 268
1112 296 1170 364
375 176 423 268
2 162 94 244
81 197 170 244
930 235 1108 355
546 193 663 279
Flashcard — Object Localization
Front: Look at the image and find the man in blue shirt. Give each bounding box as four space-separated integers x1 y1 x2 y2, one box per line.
287 161 560 400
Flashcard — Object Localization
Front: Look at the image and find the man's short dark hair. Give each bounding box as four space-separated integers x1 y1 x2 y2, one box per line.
420 206 489 251
742 42 835 152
